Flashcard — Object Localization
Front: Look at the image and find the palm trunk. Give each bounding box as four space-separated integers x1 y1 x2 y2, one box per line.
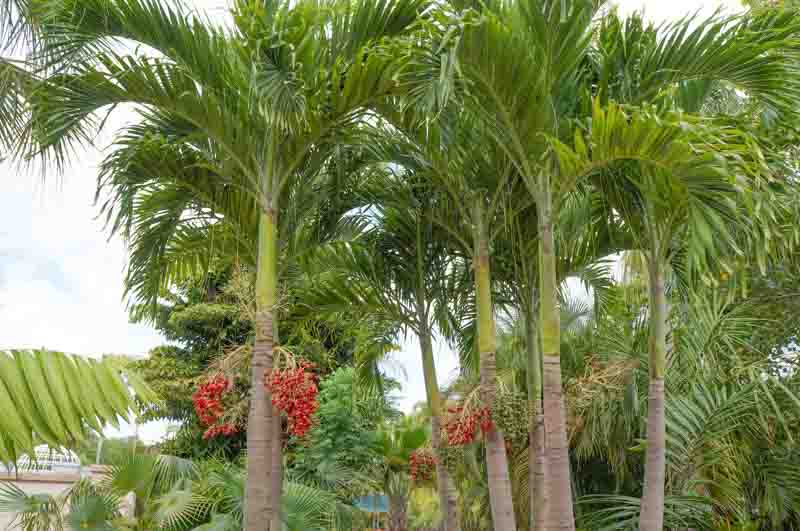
245 209 278 531
538 180 575 531
474 199 517 531
531 403 547 531
432 416 460 531
388 492 408 531
420 326 460 531
270 411 283 531
640 258 667 531
270 314 283 531
525 299 548 531
415 220 460 531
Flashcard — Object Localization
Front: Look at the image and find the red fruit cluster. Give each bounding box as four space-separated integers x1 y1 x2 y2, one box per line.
409 449 436 482
265 361 319 437
444 406 494 446
192 376 229 426
203 423 239 440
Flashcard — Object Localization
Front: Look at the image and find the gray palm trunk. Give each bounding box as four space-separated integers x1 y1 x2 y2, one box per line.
270 317 284 530
419 324 460 531
270 412 283 530
640 258 668 530
245 209 280 531
388 492 408 531
431 415 460 531
415 219 459 531
538 180 575 531
474 202 517 531
246 309 275 530
525 299 548 531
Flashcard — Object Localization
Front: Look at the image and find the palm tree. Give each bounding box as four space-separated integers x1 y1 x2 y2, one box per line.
566 283 800 529
304 171 460 530
312 108 526 528
0 349 156 464
421 4 602 525
552 98 800 528
17 1 428 528
495 189 621 529
375 417 430 531
422 116 529 530
576 10 800 528
95 113 387 527
553 99 790 529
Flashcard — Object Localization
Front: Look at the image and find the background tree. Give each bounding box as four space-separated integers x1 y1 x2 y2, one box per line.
375 417 430 531
302 168 462 529
291 367 394 487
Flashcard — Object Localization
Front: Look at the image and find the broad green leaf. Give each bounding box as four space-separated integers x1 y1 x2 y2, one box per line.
124 370 161 410
56 353 105 434
0 376 35 457
0 352 61 448
75 357 122 430
36 350 85 442
15 350 70 444
91 359 132 421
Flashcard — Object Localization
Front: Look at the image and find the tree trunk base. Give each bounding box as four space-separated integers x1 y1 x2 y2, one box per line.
640 378 666 531
530 405 548 531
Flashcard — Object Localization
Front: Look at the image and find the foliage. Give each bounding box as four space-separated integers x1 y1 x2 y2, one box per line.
562 286 800 529
132 274 251 459
408 487 441 528
291 368 388 484
74 435 149 467
742 0 800 7
376 417 429 480
0 349 157 465
187 460 367 531
0 454 194 531
0 455 366 531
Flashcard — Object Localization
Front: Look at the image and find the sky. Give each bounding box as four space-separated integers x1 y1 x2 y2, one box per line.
0 0 741 444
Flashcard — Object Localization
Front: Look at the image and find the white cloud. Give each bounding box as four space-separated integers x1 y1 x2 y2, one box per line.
0 150 162 357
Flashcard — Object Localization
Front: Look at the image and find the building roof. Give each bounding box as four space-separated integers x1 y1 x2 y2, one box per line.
8 446 81 473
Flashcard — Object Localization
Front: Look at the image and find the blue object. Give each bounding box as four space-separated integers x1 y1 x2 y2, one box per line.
354 494 389 513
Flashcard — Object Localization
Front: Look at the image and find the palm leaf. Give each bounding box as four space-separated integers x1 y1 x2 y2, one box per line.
579 494 714 530
0 482 64 531
0 349 158 465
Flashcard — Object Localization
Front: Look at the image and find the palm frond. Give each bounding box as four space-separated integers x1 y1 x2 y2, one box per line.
65 480 119 531
0 483 64 531
0 57 33 157
578 494 714 530
0 349 156 464
631 10 800 111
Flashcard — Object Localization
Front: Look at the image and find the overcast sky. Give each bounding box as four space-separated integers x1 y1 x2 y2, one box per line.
0 0 741 443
